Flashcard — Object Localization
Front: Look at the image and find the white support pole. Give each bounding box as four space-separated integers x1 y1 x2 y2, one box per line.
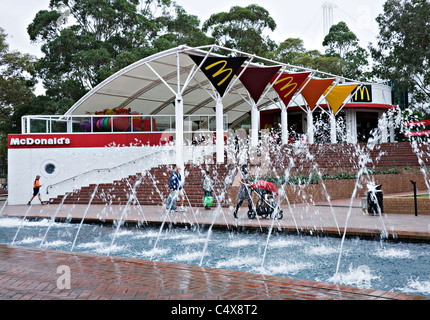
251 103 259 147
389 112 395 142
281 107 288 145
175 94 184 167
380 112 388 143
216 97 224 163
26 117 31 134
330 111 337 144
346 109 357 144
307 109 314 144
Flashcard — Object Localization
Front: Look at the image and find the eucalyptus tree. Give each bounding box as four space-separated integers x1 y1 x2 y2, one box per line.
370 0 430 109
27 0 209 102
202 4 277 57
0 28 37 173
323 21 370 81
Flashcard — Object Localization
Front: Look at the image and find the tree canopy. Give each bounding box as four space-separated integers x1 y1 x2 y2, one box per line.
202 4 277 57
0 27 37 174
1 0 428 135
323 21 370 81
370 0 430 109
2 0 429 175
27 0 211 103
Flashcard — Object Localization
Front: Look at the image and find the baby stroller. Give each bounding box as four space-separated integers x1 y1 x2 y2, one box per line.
248 180 283 220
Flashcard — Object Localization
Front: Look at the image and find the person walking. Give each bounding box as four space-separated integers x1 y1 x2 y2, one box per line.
169 165 186 211
233 164 252 218
28 175 45 205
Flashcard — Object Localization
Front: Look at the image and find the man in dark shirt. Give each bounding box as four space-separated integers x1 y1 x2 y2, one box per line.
28 175 45 205
169 166 186 211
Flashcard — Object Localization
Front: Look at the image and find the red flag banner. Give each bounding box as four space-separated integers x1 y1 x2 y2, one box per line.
404 130 430 137
236 66 282 103
270 72 311 107
404 120 430 127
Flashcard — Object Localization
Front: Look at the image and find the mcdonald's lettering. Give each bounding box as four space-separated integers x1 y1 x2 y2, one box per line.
275 77 297 99
353 85 372 102
205 60 233 86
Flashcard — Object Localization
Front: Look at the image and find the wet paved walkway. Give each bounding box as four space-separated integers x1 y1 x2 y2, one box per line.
0 244 426 301
1 196 430 301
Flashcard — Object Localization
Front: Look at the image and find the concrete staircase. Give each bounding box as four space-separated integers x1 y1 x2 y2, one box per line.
49 163 235 208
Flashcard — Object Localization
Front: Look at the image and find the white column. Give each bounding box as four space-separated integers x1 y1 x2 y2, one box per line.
380 112 388 143
307 109 314 144
346 109 357 144
175 94 184 167
216 97 224 163
330 112 337 144
389 113 395 142
281 107 288 144
251 103 259 147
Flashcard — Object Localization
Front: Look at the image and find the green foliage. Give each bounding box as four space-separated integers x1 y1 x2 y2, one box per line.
202 4 277 57
268 27 370 81
370 0 430 108
323 21 370 81
323 22 358 59
0 28 38 174
27 0 211 103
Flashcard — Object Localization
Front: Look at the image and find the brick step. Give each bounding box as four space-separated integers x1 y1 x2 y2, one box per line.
49 163 234 207
51 197 227 207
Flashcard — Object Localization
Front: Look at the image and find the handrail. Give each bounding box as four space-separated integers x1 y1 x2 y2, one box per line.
45 148 166 195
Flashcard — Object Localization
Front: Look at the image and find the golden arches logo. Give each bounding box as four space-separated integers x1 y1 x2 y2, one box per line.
264 124 273 131
205 60 233 87
275 76 297 98
354 86 371 101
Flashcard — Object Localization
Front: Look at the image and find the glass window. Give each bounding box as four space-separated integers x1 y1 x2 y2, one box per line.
45 163 56 175
190 116 209 132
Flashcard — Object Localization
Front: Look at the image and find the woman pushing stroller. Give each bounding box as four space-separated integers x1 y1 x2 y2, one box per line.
233 165 283 220
233 164 253 219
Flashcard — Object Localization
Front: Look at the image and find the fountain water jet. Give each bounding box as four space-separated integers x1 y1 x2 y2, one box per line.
11 202 33 245
71 184 99 251
107 176 145 256
39 193 69 248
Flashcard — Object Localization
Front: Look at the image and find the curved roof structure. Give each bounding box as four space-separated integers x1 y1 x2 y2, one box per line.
65 45 369 127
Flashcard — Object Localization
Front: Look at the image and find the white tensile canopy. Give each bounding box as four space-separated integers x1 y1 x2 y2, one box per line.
64 45 362 164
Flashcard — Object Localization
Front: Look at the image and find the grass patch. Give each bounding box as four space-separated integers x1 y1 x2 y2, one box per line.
405 194 430 198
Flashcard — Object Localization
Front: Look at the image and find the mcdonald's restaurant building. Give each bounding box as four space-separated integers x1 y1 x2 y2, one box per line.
260 83 396 144
7 45 397 204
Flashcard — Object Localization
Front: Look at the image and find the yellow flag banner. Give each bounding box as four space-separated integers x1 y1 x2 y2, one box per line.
324 84 359 115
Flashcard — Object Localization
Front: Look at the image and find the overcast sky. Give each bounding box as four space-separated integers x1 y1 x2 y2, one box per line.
1 0 386 57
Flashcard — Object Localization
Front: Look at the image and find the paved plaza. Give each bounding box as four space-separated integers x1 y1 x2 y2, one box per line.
1 195 430 301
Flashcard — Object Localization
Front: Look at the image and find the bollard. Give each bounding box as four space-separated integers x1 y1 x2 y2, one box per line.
410 180 418 217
